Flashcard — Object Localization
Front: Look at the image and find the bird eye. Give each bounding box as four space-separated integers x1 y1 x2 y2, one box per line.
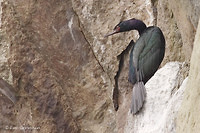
114 21 122 30
115 26 120 32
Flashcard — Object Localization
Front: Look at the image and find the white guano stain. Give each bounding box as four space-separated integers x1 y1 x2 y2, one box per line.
145 0 154 25
68 16 76 42
101 75 106 84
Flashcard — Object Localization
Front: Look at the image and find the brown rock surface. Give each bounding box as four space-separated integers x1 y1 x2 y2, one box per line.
0 0 114 132
156 0 200 64
0 0 199 133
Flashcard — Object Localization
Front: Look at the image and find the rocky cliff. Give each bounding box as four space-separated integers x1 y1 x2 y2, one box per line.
0 0 199 133
177 18 200 133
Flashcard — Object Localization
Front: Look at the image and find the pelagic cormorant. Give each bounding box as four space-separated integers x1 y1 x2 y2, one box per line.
105 18 165 114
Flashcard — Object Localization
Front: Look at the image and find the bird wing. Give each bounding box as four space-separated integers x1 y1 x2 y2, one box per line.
128 40 137 84
138 27 165 84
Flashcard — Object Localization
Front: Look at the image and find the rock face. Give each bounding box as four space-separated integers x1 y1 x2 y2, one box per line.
72 0 155 85
129 62 187 133
0 0 199 133
116 62 188 133
1 0 114 133
156 0 199 64
176 18 200 133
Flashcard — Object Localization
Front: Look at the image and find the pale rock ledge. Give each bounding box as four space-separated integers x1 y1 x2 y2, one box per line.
123 62 188 133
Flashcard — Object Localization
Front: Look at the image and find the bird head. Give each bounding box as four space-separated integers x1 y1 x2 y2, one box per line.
104 20 131 37
104 18 146 37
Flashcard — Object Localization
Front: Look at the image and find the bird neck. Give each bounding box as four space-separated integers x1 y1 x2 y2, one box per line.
129 19 147 35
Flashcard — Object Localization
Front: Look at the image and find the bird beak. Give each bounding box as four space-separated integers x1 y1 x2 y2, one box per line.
104 26 121 37
104 30 119 37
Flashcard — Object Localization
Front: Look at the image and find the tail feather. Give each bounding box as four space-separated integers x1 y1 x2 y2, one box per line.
131 82 146 114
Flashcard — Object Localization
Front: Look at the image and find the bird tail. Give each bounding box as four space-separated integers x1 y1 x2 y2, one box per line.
130 82 146 114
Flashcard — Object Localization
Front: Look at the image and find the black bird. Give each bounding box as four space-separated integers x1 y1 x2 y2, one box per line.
105 18 165 114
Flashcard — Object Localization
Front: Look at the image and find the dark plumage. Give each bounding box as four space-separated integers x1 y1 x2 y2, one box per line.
105 18 165 114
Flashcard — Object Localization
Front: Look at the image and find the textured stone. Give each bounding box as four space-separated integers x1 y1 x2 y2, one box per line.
177 18 200 133
132 62 187 133
117 62 188 133
1 0 114 133
72 0 154 83
0 0 199 133
156 0 184 64
156 0 200 64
